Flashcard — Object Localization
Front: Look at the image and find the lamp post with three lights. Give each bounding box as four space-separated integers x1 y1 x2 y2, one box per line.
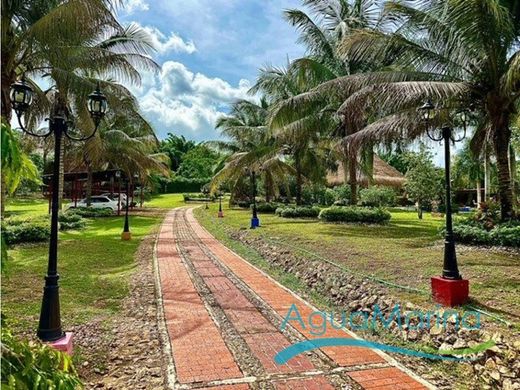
10 77 107 346
419 100 470 306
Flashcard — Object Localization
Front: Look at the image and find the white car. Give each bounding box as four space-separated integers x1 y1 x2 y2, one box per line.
101 192 128 204
68 196 121 212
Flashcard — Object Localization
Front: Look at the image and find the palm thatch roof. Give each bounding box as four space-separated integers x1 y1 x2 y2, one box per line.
327 155 406 188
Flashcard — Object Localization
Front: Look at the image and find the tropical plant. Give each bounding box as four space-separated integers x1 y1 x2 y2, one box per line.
334 0 520 220
210 99 294 203
159 133 196 171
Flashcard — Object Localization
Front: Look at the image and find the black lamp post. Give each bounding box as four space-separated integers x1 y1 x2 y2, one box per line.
249 169 259 229
10 78 107 342
420 100 468 280
218 190 224 218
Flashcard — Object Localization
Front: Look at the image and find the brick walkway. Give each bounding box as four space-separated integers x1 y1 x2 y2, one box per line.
156 208 434 390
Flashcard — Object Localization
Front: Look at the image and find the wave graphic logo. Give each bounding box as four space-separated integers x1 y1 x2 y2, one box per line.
274 337 495 364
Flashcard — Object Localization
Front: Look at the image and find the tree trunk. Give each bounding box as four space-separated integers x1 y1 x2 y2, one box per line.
417 201 423 219
86 163 93 206
264 179 270 203
510 143 517 209
476 179 482 206
484 148 491 201
349 154 358 205
295 155 303 205
57 139 65 210
493 125 514 220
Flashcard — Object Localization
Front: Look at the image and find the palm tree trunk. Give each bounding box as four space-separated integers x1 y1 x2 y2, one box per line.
476 179 482 206
264 179 270 203
484 148 491 201
57 139 65 210
349 155 358 205
510 143 517 209
294 152 303 205
493 126 514 220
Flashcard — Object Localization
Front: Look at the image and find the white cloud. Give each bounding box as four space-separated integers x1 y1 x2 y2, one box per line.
135 61 251 141
123 0 149 15
138 24 196 55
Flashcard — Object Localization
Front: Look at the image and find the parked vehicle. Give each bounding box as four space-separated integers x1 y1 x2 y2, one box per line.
67 196 121 212
101 192 127 204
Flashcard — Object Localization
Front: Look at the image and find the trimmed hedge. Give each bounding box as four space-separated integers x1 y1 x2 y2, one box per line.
359 186 396 207
2 220 51 245
58 212 87 231
67 207 114 218
319 206 391 224
275 206 320 218
162 177 210 193
252 202 280 213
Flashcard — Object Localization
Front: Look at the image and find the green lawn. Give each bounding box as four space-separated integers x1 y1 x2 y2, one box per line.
195 203 520 325
2 194 183 331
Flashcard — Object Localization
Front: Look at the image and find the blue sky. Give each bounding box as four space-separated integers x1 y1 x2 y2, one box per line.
118 0 306 141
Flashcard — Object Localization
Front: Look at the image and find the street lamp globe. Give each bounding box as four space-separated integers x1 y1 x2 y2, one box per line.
9 77 34 113
419 99 435 122
87 83 107 124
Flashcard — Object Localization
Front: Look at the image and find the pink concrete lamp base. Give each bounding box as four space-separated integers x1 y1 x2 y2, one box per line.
48 332 73 355
218 211 224 218
431 276 469 307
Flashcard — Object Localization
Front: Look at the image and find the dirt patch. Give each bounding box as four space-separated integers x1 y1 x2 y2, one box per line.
77 230 167 389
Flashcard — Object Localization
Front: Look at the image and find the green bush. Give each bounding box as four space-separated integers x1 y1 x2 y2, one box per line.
252 202 280 213
1 326 82 389
359 186 396 207
452 220 520 247
1 220 51 245
183 193 214 201
58 212 87 231
332 185 352 205
67 207 114 218
319 206 391 224
275 206 320 218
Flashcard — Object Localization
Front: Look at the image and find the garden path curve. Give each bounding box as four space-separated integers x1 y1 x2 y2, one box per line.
155 207 434 390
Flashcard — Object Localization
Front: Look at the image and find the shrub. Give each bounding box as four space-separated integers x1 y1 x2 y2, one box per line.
67 207 114 218
1 326 82 388
253 202 280 213
359 186 396 207
332 185 352 205
58 212 87 231
319 206 391 224
161 177 211 193
301 184 335 205
275 206 320 218
2 221 51 245
451 220 520 247
183 193 214 202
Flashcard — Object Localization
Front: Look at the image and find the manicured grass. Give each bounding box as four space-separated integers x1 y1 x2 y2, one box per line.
195 203 520 325
2 194 184 332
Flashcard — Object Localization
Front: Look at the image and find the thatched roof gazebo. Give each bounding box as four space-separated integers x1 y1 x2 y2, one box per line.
327 155 406 188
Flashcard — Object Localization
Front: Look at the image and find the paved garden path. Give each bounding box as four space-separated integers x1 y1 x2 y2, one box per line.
156 207 434 390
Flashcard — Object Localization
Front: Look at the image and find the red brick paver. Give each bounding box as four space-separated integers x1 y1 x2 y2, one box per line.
157 211 241 384
156 208 431 389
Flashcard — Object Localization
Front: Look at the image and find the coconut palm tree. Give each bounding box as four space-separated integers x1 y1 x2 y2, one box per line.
210 99 294 203
334 0 519 219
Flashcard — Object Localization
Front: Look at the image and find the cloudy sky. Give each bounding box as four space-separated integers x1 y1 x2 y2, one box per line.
118 0 306 141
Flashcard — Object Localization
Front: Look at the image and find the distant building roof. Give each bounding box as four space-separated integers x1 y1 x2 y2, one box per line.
327 155 406 188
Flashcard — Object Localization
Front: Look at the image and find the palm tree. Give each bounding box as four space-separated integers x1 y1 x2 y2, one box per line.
335 0 519 219
210 99 294 203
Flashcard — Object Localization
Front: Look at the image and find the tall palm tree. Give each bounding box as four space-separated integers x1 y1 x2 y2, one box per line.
335 0 519 219
210 99 294 203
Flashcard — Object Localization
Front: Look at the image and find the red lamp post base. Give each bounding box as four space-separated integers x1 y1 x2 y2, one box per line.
431 276 469 307
47 332 74 355
218 211 224 218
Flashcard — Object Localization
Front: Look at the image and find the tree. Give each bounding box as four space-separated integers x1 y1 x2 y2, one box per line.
177 144 220 179
159 134 196 171
336 0 519 220
404 148 444 219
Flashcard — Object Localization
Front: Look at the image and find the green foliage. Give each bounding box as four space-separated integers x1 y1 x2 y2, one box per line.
183 193 215 201
1 220 51 245
58 212 87 231
331 185 352 205
1 326 82 389
1 122 41 195
404 148 444 207
452 221 520 247
159 134 197 171
177 145 220 179
275 206 321 218
252 202 281 213
319 206 391 224
301 184 336 205
359 186 396 207
66 208 113 218
162 177 211 193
